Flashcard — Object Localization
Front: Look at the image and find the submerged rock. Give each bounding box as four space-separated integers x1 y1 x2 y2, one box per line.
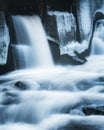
83 106 104 115
15 81 27 90
69 109 85 116
14 80 41 90
0 90 19 105
72 55 87 64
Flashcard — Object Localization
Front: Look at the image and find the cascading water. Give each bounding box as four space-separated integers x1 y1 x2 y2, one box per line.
12 15 53 69
12 45 32 69
91 20 104 55
1 1 104 130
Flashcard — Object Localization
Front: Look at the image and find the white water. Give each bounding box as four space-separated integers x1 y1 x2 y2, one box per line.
0 59 104 130
1 10 104 130
12 15 53 68
12 45 32 69
91 20 104 55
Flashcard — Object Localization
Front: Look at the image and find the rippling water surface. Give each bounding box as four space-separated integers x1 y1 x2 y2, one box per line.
0 55 104 130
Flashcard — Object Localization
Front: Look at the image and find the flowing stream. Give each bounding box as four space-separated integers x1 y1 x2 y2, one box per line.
91 20 104 55
12 15 53 69
0 15 104 130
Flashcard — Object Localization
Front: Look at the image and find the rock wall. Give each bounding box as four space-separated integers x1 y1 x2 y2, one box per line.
44 0 104 63
0 12 10 65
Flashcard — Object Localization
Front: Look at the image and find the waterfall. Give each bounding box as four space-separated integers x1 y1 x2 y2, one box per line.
12 15 53 69
1 1 104 130
91 20 104 55
12 45 32 69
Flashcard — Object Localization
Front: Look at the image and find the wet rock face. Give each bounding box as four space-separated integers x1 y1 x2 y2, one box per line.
83 106 104 115
5 0 37 14
47 0 73 11
0 0 4 10
46 11 76 46
46 14 59 43
49 40 87 65
45 0 104 63
46 0 94 44
0 12 10 65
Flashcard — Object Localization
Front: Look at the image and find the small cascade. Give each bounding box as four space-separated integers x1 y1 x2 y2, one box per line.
91 20 104 55
12 15 53 69
1 1 104 130
12 45 32 69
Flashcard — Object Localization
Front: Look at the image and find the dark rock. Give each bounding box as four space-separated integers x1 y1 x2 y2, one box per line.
0 0 5 11
97 77 104 82
83 106 104 115
4 0 38 15
15 81 27 90
1 88 8 92
0 13 14 75
72 56 87 64
46 15 59 43
49 40 87 65
47 0 73 11
14 80 41 90
60 54 87 65
49 40 60 64
1 92 19 105
57 123 99 130
45 11 76 46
